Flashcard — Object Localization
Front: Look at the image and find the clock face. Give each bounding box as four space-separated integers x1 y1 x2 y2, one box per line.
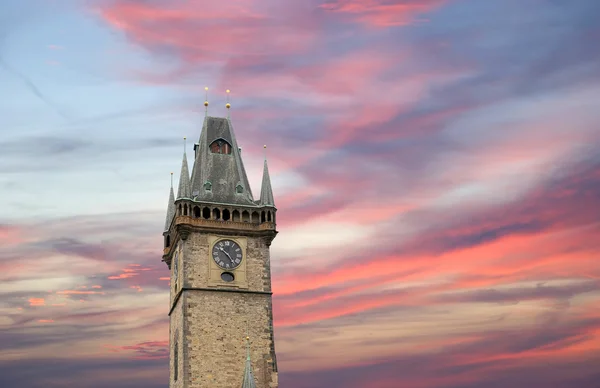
212 239 243 270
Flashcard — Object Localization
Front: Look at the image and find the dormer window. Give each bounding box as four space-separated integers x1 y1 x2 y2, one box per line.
209 139 232 154
204 181 212 191
236 184 244 194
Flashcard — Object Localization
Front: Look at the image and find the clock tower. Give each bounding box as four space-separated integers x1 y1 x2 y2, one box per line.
162 113 278 388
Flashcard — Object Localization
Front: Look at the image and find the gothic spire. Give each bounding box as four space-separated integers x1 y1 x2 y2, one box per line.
164 173 175 231
241 335 257 388
177 137 191 199
189 116 255 205
259 146 275 207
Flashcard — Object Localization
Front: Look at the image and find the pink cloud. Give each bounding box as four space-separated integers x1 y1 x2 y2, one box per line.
56 290 105 295
107 340 169 360
0 225 23 247
29 298 45 307
319 0 446 27
95 0 321 80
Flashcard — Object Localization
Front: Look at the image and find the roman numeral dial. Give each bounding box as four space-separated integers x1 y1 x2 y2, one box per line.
212 239 243 270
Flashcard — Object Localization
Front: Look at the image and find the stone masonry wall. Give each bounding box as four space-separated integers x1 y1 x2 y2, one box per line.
168 230 278 388
184 291 277 388
170 300 183 388
182 232 273 292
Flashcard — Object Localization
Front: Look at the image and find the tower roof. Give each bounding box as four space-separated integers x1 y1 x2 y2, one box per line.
241 336 257 388
190 116 255 205
176 148 191 199
164 183 175 232
259 158 275 207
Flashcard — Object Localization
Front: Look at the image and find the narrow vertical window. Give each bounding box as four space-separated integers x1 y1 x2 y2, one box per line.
174 341 179 381
173 251 179 291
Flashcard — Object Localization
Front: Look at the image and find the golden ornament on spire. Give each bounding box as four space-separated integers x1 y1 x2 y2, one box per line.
204 86 209 108
226 89 231 109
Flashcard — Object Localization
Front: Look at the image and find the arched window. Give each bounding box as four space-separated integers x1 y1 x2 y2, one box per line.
209 139 232 155
174 340 179 381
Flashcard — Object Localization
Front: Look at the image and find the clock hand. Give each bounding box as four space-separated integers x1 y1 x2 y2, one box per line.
219 246 234 264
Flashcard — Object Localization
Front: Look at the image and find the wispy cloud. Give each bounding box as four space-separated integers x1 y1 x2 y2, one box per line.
1 0 599 387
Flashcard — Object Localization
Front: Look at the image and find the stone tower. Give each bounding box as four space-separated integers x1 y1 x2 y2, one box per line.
162 115 278 388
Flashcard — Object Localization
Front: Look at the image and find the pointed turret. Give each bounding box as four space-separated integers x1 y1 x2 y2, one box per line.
164 173 175 231
177 138 191 199
189 116 255 205
259 153 275 207
240 336 257 388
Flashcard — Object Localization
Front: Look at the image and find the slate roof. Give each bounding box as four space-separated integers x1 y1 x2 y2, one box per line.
176 150 191 199
164 185 175 232
190 117 256 206
259 159 275 207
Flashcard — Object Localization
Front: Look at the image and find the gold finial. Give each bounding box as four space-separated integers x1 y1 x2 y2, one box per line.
246 336 250 340
225 89 231 118
204 87 209 114
183 137 186 152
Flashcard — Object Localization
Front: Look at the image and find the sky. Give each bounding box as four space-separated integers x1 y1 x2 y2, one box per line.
1 0 599 387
